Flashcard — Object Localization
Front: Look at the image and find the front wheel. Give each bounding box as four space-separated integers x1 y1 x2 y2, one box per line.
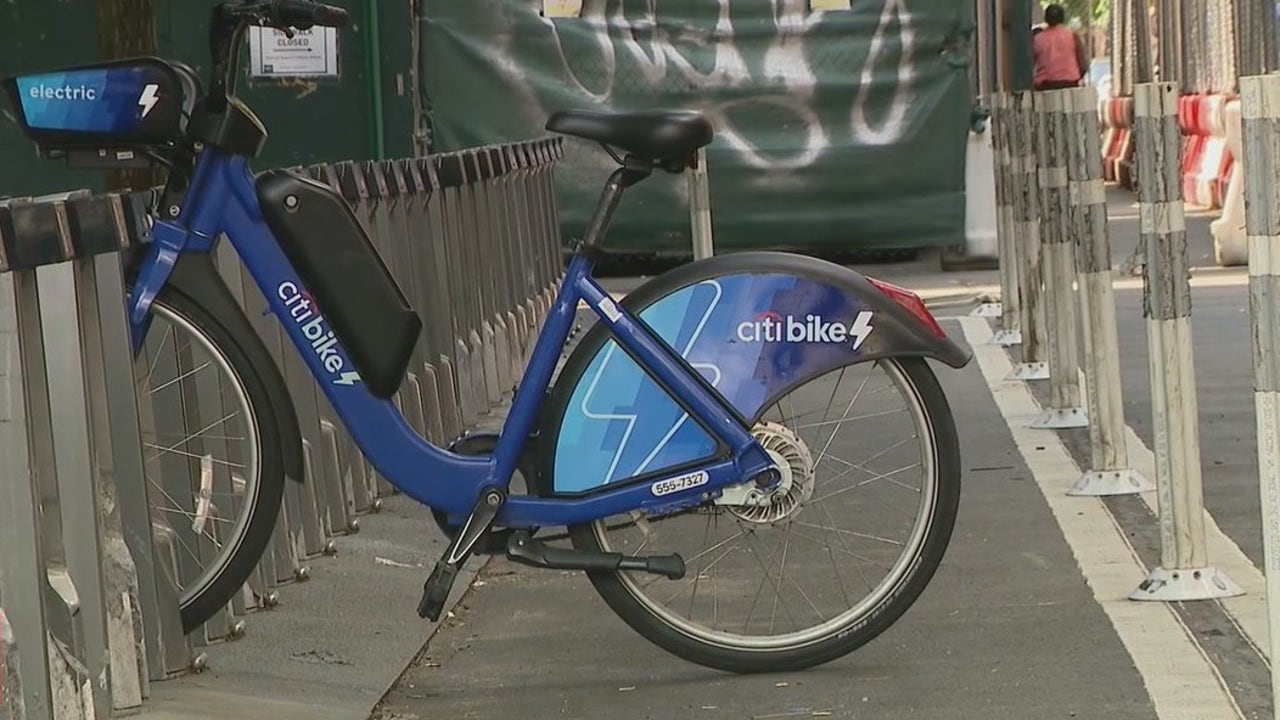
568 356 961 674
132 287 287 633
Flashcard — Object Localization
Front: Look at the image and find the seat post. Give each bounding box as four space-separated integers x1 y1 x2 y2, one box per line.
577 155 652 250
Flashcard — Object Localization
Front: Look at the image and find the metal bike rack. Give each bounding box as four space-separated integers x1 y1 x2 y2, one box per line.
0 188 193 720
0 137 565 719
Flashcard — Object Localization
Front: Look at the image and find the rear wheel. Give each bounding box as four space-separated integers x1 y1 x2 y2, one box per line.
133 288 286 633
567 356 961 673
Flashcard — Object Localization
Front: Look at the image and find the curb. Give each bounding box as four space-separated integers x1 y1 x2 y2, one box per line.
920 290 998 309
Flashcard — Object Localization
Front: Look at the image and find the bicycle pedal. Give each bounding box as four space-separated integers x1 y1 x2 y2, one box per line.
417 561 459 621
506 531 685 580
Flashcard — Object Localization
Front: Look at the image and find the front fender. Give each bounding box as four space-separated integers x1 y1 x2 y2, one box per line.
125 248 306 486
540 251 970 495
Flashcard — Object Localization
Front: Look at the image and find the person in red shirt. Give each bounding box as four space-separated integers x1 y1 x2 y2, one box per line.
1033 4 1088 90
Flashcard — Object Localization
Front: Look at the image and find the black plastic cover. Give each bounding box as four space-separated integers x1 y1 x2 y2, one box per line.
256 169 422 399
0 202 68 270
67 195 126 257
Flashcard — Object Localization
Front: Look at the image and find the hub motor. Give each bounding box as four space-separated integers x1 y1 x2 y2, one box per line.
724 421 815 524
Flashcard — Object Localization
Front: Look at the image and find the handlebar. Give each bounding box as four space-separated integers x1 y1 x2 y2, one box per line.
271 0 349 29
217 0 349 30
206 0 348 112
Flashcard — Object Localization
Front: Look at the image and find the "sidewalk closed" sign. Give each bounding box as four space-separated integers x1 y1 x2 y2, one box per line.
248 26 340 78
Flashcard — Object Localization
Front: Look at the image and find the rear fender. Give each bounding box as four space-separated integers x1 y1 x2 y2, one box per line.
539 251 971 496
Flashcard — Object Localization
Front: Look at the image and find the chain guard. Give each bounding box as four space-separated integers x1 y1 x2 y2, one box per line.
432 433 541 550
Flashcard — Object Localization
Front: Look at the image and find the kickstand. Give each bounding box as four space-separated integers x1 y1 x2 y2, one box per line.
417 487 505 621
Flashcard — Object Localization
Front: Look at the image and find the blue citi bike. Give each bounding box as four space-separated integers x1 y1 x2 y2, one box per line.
4 0 971 673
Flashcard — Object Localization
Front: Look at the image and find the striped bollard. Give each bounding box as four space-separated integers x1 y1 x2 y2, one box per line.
1129 82 1240 602
1029 88 1087 429
1008 91 1050 380
990 93 1022 346
1064 85 1152 496
1240 73 1280 703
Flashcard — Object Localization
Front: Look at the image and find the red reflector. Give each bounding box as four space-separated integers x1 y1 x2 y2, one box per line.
866 276 947 339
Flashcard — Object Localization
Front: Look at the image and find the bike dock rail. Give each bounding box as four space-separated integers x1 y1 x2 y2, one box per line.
0 137 564 720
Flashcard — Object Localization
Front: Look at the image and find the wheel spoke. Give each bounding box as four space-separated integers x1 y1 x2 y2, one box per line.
588 358 948 659
134 302 264 619
145 442 249 471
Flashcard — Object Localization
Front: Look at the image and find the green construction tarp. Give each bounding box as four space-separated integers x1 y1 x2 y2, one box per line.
420 0 976 255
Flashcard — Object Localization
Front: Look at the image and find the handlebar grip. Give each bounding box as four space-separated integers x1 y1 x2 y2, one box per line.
270 0 349 29
311 3 349 27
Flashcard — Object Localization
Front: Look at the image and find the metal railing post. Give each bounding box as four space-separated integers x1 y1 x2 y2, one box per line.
37 258 114 718
1129 81 1241 602
688 146 714 260
40 248 161 710
0 266 52 720
0 262 93 720
399 159 448 446
92 248 195 679
1064 85 1154 496
381 159 430 446
358 161 400 500
466 150 505 410
435 154 482 429
332 161 380 516
487 147 523 389
420 156 465 442
508 144 538 361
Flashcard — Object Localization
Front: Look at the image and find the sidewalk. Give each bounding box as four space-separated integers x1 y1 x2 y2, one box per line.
369 313 1163 720
370 186 1268 720
132 186 1271 720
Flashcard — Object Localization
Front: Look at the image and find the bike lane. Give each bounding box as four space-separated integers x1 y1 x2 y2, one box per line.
369 314 1164 720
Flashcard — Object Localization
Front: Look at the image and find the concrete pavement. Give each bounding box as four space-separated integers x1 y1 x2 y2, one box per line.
369 322 1163 720
370 186 1276 720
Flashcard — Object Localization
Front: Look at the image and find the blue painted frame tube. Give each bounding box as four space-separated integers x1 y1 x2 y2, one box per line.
127 145 226 350
488 253 589 494
126 149 776 529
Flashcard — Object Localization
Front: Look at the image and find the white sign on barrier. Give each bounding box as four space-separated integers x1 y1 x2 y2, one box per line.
248 26 339 78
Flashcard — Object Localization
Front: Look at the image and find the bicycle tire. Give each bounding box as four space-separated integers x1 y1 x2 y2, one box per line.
563 356 961 673
134 286 287 633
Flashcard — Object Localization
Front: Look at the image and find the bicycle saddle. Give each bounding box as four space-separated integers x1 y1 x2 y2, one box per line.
545 109 713 165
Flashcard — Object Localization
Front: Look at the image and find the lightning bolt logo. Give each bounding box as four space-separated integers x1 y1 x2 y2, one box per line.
578 280 724 484
137 84 159 118
333 371 362 386
849 310 875 350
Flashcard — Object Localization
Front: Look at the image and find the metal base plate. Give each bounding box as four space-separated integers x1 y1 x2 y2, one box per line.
1068 468 1154 496
989 329 1022 346
1129 565 1244 602
1030 406 1088 429
970 302 1002 317
1008 362 1049 381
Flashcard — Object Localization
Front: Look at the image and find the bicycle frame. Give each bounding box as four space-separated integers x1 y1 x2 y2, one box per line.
126 145 778 528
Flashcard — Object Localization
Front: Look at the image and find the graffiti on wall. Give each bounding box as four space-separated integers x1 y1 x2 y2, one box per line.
508 0 919 171
422 0 973 253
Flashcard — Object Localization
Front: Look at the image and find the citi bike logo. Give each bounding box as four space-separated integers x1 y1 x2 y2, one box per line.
736 310 876 350
278 282 361 386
